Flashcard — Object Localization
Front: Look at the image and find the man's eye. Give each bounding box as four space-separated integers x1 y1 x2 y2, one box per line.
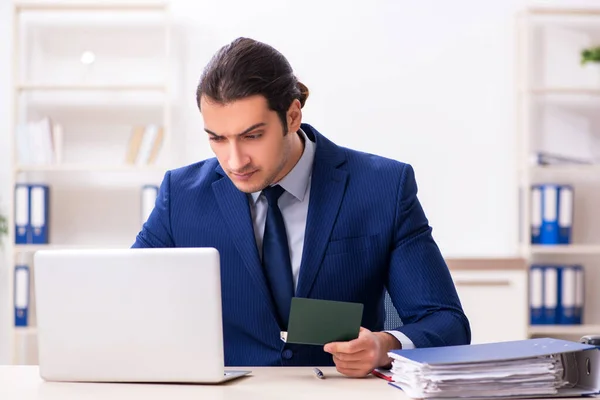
245 134 262 140
209 136 224 142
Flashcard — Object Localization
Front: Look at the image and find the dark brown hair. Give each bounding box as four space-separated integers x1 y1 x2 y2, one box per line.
196 37 309 134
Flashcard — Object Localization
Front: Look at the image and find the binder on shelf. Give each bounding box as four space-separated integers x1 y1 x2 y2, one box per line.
146 126 164 164
530 264 585 326
543 265 558 324
125 124 164 165
530 185 542 244
14 265 30 327
136 124 164 165
29 184 49 244
15 117 59 165
125 125 146 164
14 184 30 244
558 185 573 244
529 265 544 325
141 184 159 225
558 265 578 325
574 265 584 325
532 184 574 245
541 185 560 244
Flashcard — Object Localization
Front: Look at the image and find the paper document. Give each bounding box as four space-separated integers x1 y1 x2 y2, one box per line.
387 338 596 399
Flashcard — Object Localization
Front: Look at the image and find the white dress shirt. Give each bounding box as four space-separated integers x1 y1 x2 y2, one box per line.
248 129 415 350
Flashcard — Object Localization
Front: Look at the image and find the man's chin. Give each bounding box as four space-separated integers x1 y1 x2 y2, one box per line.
229 175 266 194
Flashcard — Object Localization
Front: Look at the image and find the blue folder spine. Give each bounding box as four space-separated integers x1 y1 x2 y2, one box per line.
540 185 559 244
14 264 30 327
558 265 577 324
29 184 49 244
543 265 558 324
574 265 584 325
530 185 542 244
14 184 30 244
529 265 544 325
558 185 573 244
530 264 584 326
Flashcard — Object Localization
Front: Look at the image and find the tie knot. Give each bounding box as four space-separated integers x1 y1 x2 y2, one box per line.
262 184 285 206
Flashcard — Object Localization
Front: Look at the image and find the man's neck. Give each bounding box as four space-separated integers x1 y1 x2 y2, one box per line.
275 130 305 183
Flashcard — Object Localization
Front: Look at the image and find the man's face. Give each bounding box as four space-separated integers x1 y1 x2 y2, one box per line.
200 95 300 193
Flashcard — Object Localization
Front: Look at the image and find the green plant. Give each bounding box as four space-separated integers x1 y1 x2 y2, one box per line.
0 213 7 247
581 46 600 65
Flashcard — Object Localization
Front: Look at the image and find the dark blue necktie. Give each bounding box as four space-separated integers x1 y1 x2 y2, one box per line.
261 185 294 329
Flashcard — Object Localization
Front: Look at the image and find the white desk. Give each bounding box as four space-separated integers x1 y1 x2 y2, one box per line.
0 366 399 400
0 366 588 400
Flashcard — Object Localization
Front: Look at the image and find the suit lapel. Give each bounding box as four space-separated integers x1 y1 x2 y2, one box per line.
296 126 348 298
212 169 277 318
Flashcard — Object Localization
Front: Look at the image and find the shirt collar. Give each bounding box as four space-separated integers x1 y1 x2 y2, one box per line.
250 128 315 204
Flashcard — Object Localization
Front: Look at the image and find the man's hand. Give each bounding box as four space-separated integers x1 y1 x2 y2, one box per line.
323 327 401 378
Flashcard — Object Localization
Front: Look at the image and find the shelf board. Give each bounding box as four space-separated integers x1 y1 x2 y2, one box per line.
530 164 600 174
16 164 166 173
529 88 600 95
530 245 600 255
14 327 37 336
527 8 600 16
16 83 167 92
528 324 600 336
14 244 123 253
14 2 167 11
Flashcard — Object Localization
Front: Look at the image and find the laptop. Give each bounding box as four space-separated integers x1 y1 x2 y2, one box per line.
33 247 251 383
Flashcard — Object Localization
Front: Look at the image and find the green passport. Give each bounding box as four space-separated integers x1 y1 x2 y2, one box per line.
280 297 364 345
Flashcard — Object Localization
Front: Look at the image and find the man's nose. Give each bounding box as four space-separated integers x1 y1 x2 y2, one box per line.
228 143 249 171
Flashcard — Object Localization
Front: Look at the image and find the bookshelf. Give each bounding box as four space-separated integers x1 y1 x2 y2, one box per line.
516 7 600 340
16 164 167 173
529 245 600 255
528 324 600 336
16 83 168 91
4 1 172 365
529 88 600 95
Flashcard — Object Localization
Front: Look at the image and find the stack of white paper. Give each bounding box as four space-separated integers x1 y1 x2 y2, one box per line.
386 338 597 399
389 354 565 398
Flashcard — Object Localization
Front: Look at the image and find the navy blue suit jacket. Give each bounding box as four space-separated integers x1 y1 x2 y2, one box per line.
132 123 471 366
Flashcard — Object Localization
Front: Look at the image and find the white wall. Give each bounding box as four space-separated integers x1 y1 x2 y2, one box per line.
1 0 597 363
168 0 600 257
0 0 12 366
166 0 530 258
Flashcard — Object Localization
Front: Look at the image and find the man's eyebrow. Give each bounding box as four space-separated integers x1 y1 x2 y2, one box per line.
205 122 267 137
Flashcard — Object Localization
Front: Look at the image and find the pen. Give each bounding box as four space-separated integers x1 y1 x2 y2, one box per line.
313 368 325 379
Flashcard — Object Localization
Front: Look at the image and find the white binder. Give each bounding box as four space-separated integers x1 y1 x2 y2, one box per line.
141 185 159 226
14 184 30 244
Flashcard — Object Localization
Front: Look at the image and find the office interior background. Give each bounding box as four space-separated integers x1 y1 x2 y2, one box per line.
1 0 600 365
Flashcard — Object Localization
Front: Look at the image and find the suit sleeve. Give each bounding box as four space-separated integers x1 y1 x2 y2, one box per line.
131 171 175 248
386 164 471 348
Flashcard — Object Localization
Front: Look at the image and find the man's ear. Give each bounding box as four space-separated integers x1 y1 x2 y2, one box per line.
286 99 302 134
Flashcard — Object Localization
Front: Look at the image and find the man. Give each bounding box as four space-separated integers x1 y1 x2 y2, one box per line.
132 37 470 377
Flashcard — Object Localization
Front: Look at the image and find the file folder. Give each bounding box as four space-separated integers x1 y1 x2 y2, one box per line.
530 185 542 244
14 264 30 327
558 185 573 244
544 266 558 324
540 184 559 244
14 184 30 244
141 185 158 226
558 265 577 325
529 265 544 325
30 184 49 244
574 265 584 325
387 338 600 399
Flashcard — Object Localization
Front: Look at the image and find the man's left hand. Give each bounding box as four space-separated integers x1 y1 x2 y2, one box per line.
323 327 401 378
